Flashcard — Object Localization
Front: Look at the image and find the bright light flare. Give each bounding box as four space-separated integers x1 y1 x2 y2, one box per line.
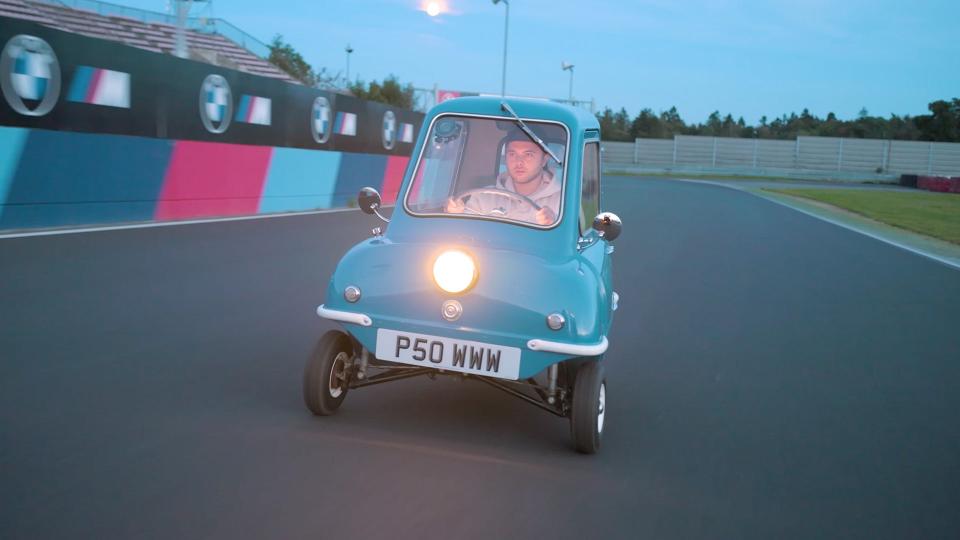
433 250 477 294
421 0 446 17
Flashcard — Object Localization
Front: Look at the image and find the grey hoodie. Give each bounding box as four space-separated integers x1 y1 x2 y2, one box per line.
462 170 562 225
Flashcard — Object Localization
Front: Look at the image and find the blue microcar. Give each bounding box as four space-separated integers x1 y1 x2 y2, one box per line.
304 97 621 453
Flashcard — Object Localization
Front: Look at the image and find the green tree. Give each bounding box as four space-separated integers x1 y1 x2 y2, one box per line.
630 108 664 138
915 99 960 141
268 35 317 86
349 75 415 109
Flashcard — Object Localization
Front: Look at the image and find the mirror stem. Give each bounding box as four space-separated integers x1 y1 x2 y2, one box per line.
372 205 390 224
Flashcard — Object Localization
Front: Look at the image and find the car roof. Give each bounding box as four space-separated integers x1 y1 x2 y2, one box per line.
429 96 600 133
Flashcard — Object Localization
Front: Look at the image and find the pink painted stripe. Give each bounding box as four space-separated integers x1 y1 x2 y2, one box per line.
84 68 103 103
246 98 256 123
155 141 273 220
380 155 409 205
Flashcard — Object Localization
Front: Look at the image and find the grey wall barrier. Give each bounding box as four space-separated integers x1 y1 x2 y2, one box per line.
605 135 960 177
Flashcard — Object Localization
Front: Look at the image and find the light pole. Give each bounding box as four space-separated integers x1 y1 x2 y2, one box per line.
561 62 574 102
345 44 354 83
492 0 509 96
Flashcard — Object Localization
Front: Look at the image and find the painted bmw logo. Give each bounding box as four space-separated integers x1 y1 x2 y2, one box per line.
199 74 232 134
311 95 331 144
382 110 396 150
0 34 61 117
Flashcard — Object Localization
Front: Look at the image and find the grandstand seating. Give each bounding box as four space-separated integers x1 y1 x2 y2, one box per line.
0 0 297 83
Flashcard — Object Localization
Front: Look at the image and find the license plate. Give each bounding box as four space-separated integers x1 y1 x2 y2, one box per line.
375 329 521 380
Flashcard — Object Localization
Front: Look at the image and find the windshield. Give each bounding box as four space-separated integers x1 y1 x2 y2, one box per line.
405 115 568 227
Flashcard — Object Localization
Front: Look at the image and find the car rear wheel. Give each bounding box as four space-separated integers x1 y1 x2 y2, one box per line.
303 330 352 416
570 360 606 454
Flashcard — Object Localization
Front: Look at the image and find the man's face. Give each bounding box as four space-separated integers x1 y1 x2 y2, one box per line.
505 140 547 185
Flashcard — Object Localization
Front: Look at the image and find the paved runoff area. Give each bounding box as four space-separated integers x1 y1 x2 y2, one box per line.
2 176 959 539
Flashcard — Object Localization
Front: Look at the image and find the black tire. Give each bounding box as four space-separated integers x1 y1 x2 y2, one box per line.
570 360 606 454
303 330 352 416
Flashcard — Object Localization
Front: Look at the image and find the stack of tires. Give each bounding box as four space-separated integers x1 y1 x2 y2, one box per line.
916 175 960 193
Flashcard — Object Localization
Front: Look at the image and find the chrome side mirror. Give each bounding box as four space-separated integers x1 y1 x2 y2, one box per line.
358 187 381 214
358 187 390 224
592 212 621 242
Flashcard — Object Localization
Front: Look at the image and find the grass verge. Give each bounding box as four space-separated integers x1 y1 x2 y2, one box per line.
764 188 960 244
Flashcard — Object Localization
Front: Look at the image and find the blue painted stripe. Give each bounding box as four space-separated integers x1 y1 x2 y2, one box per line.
0 127 29 219
259 148 341 212
334 112 344 133
235 95 250 122
333 152 388 208
67 65 94 102
0 131 174 229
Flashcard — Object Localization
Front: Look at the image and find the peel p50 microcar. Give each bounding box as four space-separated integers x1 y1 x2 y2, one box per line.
304 97 621 453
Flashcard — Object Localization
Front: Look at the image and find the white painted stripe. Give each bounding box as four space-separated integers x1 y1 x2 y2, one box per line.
400 123 414 143
248 96 271 125
672 178 960 272
0 206 358 239
339 112 357 136
750 191 960 272
91 69 130 108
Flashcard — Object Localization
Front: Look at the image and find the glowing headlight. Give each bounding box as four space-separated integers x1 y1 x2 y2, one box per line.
432 250 477 294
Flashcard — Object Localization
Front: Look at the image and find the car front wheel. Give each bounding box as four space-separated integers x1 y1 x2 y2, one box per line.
570 360 606 454
303 330 352 416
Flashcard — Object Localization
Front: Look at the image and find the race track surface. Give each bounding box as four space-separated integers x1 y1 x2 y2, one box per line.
2 176 959 539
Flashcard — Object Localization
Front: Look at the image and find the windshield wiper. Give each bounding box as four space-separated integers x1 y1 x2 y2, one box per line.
500 101 563 166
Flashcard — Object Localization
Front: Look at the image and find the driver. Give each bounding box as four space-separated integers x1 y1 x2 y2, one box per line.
445 132 561 225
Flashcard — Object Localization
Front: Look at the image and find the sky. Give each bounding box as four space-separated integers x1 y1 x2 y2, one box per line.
118 0 958 124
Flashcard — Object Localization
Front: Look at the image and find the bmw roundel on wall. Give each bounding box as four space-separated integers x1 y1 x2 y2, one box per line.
199 74 232 134
311 95 332 144
382 109 396 150
0 34 61 117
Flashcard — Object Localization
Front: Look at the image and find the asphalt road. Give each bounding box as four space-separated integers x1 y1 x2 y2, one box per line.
2 176 959 539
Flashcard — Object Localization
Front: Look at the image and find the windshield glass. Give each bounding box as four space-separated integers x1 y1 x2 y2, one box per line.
405 115 567 227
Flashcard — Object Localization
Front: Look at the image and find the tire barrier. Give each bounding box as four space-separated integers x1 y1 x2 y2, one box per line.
899 174 918 188
915 176 960 194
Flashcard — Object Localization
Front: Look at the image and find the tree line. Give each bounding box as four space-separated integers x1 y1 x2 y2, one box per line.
268 35 414 109
597 99 960 142
267 35 958 142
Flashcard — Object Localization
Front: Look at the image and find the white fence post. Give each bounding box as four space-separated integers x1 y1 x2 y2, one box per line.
927 142 934 174
752 138 758 168
633 139 639 164
882 140 890 172
837 138 844 170
794 138 800 169
711 137 717 167
672 137 677 165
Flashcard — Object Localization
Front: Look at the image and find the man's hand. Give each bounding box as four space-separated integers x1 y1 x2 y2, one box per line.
535 207 555 225
446 197 465 214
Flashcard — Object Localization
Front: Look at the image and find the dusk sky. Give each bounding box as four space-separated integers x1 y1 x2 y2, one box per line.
120 0 957 124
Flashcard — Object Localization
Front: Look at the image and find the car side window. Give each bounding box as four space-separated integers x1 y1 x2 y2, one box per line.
580 141 600 236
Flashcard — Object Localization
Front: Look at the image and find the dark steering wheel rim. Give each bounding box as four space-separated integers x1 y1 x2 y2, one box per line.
457 187 542 213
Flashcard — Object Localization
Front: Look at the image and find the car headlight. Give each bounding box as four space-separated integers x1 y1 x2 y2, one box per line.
433 250 477 294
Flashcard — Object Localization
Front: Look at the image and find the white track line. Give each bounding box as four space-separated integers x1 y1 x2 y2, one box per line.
0 206 358 239
671 178 960 272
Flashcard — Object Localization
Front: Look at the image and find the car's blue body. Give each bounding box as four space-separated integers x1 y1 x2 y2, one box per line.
322 97 615 380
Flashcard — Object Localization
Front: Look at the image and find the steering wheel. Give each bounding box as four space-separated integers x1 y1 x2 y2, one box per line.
455 187 541 217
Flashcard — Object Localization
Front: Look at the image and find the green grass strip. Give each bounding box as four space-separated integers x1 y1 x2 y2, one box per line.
765 188 960 244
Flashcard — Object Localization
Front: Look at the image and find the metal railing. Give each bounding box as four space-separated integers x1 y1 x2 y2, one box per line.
33 0 271 58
